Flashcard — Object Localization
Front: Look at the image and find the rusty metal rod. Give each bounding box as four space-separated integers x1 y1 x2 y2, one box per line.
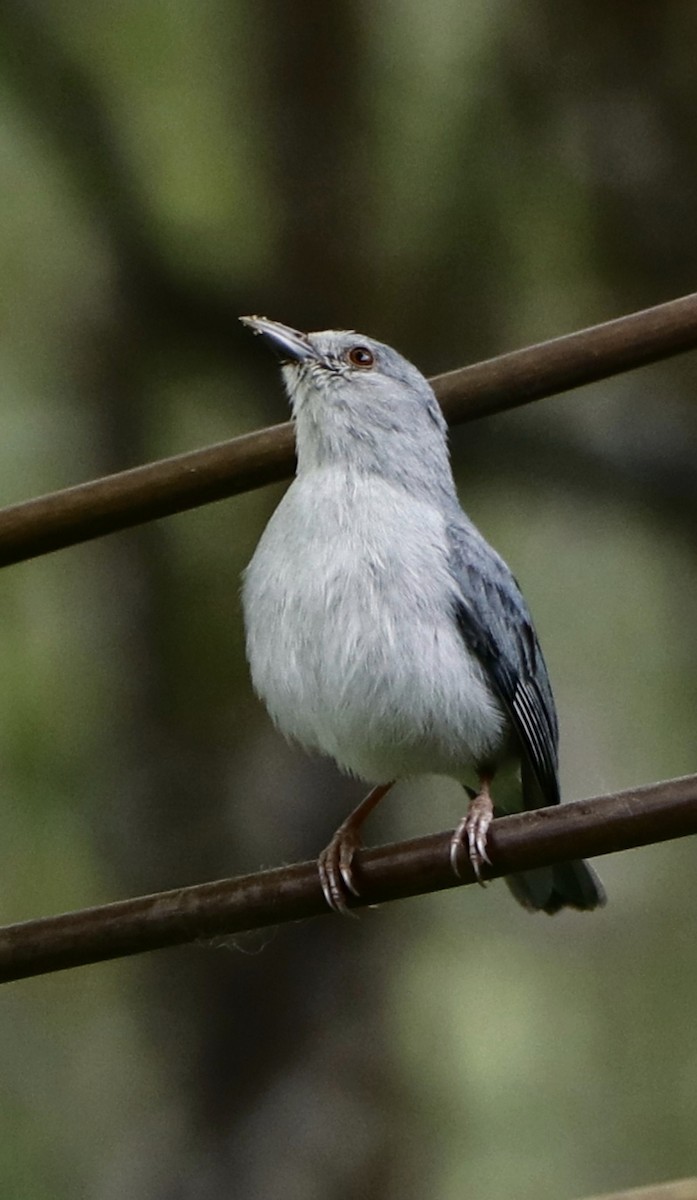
0 291 696 567
0 773 695 985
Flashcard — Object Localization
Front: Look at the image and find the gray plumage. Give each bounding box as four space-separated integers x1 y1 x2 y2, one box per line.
241 317 605 914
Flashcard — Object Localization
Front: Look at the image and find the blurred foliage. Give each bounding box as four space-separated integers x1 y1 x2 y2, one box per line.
0 2 695 1198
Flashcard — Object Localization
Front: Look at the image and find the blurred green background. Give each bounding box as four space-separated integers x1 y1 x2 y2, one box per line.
0 2 696 1197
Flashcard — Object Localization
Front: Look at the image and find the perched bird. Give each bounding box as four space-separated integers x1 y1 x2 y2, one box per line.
240 316 606 916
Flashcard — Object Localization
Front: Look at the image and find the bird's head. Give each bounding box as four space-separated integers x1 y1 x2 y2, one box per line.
241 316 451 493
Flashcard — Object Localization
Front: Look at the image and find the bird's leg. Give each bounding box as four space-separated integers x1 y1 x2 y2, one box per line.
450 776 494 886
318 783 394 915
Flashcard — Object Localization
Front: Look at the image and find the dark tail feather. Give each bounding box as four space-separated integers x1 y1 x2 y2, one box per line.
505 859 607 915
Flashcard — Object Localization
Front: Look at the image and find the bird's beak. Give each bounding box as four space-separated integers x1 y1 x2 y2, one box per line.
240 316 314 362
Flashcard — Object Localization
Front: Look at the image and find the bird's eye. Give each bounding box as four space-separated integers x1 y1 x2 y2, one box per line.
347 346 375 369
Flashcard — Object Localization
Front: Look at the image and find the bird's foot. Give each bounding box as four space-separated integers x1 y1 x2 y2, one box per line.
318 822 364 916
450 781 494 886
317 782 394 916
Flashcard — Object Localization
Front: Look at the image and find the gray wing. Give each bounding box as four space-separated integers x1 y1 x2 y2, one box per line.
447 516 560 809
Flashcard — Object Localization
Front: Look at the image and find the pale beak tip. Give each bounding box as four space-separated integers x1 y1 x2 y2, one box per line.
239 316 312 362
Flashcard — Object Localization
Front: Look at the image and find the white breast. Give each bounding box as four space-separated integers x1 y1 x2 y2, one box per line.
242 469 506 783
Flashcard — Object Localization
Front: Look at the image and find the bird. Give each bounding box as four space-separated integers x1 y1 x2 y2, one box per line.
240 315 606 916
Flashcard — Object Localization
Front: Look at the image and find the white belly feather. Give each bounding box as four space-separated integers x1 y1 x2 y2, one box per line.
242 469 506 783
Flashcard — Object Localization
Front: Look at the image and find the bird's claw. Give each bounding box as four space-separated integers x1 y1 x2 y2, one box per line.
450 792 494 887
318 826 363 916
316 782 394 915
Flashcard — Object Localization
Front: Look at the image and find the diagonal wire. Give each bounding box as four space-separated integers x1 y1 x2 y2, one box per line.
0 773 695 986
0 291 696 567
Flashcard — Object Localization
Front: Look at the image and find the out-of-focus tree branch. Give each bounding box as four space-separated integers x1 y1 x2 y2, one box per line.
582 1178 697 1200
0 773 695 986
0 291 697 567
0 0 247 355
